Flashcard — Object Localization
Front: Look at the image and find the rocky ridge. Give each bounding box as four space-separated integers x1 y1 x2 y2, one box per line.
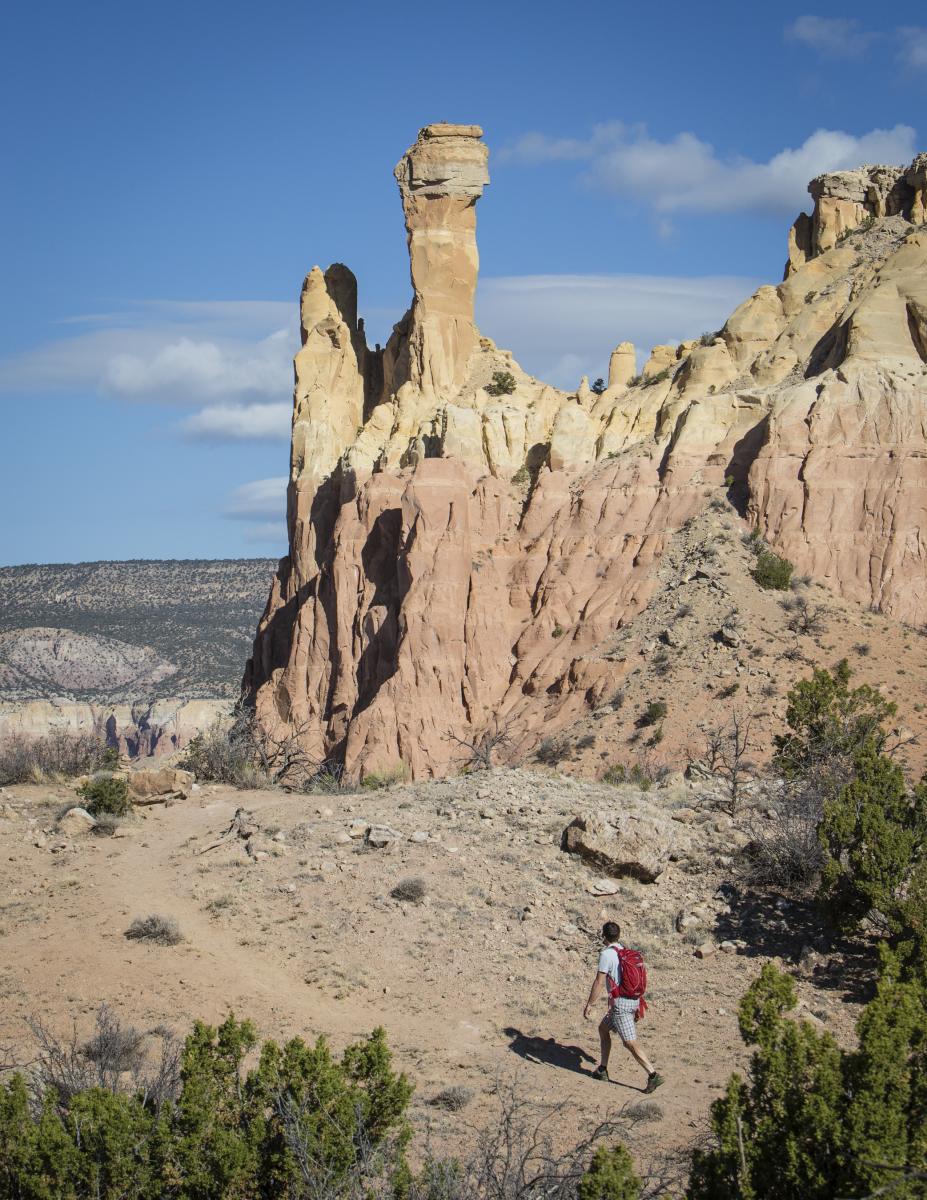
245 127 927 780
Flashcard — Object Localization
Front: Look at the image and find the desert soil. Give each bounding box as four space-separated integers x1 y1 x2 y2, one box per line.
0 767 870 1179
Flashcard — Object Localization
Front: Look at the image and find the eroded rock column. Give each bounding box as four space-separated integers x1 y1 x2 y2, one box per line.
390 123 490 397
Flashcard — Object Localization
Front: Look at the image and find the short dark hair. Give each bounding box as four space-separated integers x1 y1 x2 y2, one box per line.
602 921 621 942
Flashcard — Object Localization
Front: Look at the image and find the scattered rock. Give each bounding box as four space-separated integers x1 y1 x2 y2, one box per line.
57 807 97 836
366 825 403 849
695 942 717 959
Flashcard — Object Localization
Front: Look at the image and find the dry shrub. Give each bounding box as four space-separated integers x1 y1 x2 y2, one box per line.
429 1084 473 1111
390 877 427 904
27 1003 181 1107
0 731 115 785
125 914 184 945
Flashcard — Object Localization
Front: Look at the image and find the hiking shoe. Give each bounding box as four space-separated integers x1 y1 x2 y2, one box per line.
591 1065 609 1082
644 1071 664 1094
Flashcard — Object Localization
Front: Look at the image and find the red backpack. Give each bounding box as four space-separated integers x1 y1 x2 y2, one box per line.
606 945 648 1018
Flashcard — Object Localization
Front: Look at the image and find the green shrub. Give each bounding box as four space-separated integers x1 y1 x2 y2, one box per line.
638 700 667 728
819 745 927 932
688 961 927 1200
603 762 657 792
78 773 131 817
552 624 565 638
752 549 793 590
577 1144 641 1199
590 377 607 395
0 1016 414 1200
485 370 516 396
774 658 895 778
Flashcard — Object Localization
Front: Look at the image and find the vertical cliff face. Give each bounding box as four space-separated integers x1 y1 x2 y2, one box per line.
244 130 927 780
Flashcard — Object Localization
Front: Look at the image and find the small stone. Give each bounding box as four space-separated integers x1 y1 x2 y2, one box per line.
409 831 429 843
671 807 698 824
588 878 620 896
695 942 717 959
366 824 403 848
272 831 286 843
719 940 738 953
348 820 369 839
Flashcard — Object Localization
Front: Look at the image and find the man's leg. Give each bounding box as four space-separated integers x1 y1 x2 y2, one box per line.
597 1015 612 1070
622 1037 654 1076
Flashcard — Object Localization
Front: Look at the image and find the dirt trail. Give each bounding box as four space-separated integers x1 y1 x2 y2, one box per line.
0 771 862 1174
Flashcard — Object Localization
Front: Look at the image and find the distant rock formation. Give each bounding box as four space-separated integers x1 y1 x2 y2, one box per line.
0 698 228 758
244 127 927 779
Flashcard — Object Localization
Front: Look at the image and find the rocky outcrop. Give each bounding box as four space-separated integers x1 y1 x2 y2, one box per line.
245 127 927 779
785 157 926 273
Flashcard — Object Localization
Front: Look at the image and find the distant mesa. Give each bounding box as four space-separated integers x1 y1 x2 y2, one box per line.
242 125 927 780
0 628 178 696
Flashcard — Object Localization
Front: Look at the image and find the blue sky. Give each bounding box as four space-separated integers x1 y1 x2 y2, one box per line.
1 0 924 564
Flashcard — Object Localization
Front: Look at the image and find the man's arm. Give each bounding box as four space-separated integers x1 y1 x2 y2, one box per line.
584 971 606 1019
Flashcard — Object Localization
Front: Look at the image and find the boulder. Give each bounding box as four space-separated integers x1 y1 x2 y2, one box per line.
127 767 194 802
561 814 666 884
57 807 97 836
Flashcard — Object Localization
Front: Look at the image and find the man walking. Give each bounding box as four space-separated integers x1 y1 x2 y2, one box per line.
583 920 664 1091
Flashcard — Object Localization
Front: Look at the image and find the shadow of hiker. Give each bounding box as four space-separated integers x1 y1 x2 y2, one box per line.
504 1028 596 1076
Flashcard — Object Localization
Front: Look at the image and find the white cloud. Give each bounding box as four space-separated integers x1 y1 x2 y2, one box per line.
499 123 918 216
898 26 927 69
224 476 288 519
180 402 292 442
0 300 296 406
785 15 877 58
477 272 761 389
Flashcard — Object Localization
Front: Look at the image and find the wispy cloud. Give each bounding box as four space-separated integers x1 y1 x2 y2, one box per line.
785 15 878 58
898 25 927 69
786 15 927 70
224 476 288 518
222 477 288 552
180 402 292 442
498 124 917 217
0 299 296 407
477 272 761 389
0 299 299 445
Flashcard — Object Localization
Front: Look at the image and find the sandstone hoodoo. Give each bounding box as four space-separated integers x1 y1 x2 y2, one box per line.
245 126 927 780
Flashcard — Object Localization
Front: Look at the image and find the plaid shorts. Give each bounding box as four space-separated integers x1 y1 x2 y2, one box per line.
607 998 639 1042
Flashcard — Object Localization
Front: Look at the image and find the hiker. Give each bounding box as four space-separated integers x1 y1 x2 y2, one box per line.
583 920 664 1092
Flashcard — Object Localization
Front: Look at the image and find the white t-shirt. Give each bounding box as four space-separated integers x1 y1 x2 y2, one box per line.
598 943 624 997
599 943 640 1011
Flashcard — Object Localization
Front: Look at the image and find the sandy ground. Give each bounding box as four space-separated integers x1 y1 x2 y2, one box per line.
0 767 870 1181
